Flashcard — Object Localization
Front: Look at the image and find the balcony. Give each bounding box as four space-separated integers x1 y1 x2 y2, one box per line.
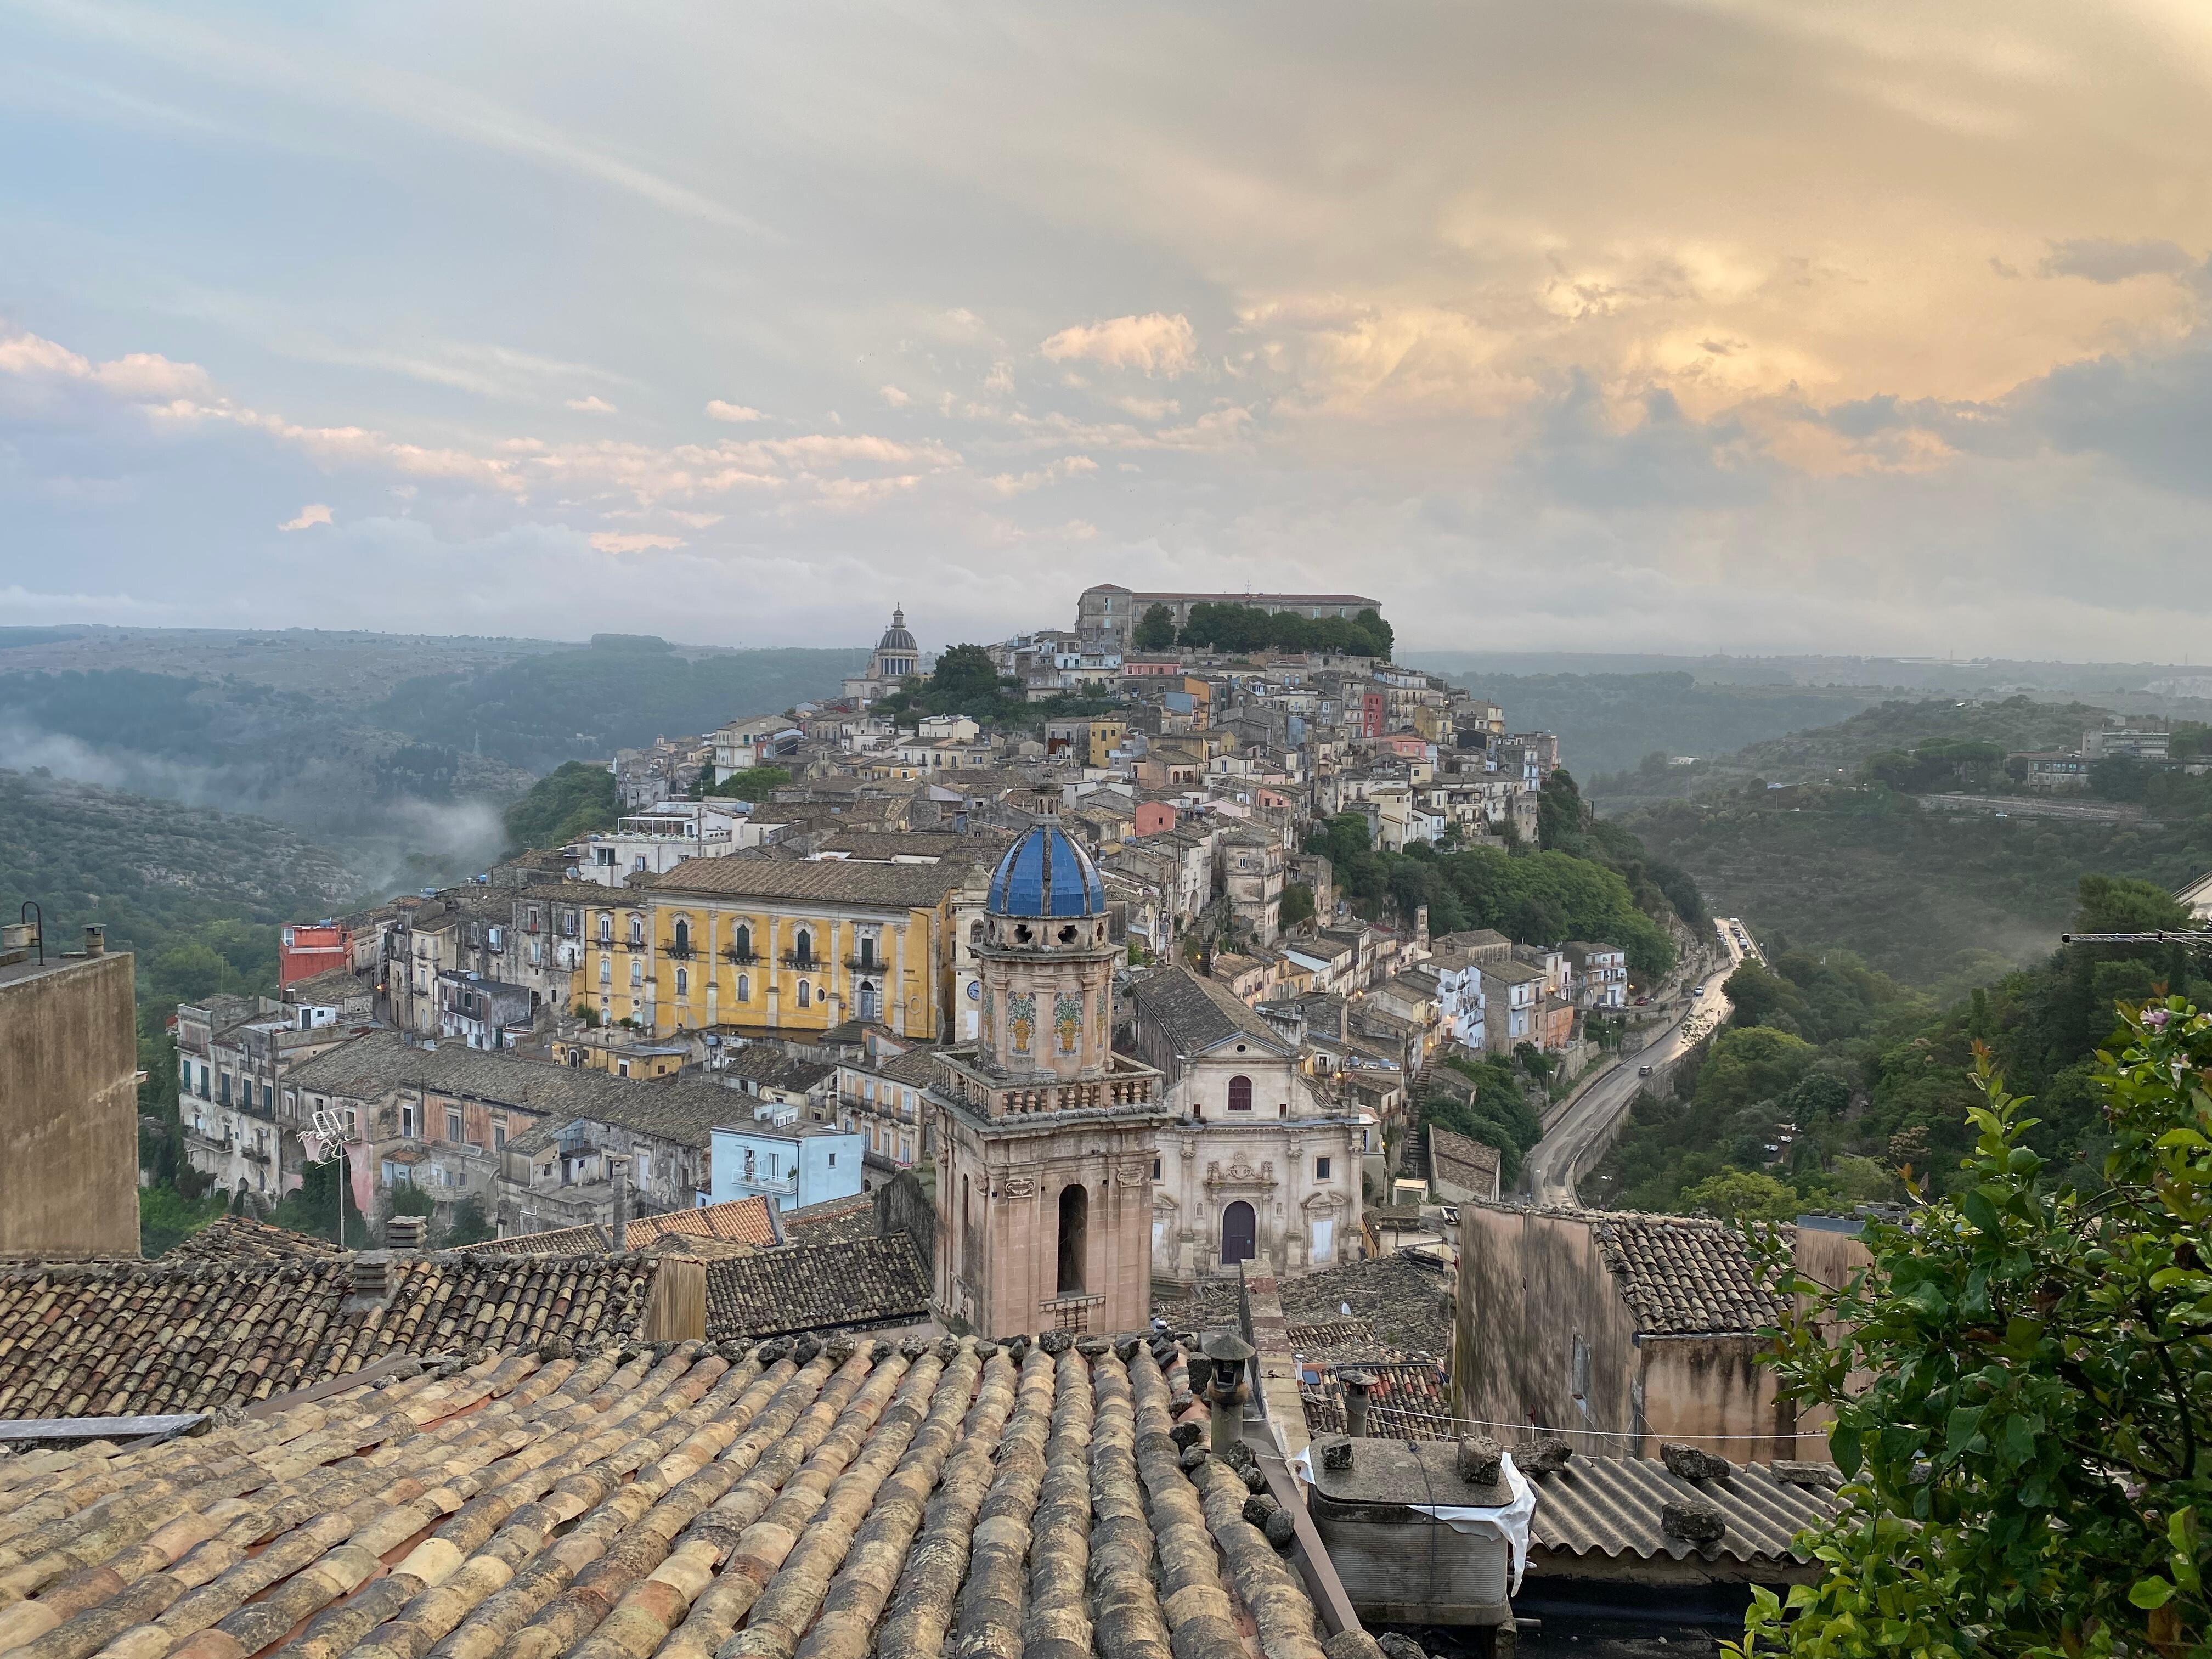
720 947 760 966
843 955 883 974
663 943 697 961
778 952 821 970
622 938 646 953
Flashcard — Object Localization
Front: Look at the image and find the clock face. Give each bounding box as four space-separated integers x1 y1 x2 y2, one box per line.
967 981 980 1000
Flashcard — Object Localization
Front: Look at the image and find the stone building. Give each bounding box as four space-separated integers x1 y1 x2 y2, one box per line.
1123 965 1369 1286
841 606 923 704
1455 1200 1823 1463
928 822 1165 1337
1220 827 1286 946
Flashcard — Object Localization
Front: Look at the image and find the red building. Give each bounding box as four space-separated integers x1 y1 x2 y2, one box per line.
1360 690 1386 738
279 922 351 989
1134 801 1181 836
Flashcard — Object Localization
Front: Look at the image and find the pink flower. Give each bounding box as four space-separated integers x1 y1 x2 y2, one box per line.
2142 1007 2170 1031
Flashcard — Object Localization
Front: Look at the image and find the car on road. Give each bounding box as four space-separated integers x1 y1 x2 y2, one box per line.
1634 995 1650 1005
1638 1064 1654 1076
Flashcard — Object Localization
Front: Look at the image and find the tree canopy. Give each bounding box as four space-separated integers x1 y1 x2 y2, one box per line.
1742 1013 2211 1658
503 760 619 853
1175 602 1392 660
1133 603 1177 651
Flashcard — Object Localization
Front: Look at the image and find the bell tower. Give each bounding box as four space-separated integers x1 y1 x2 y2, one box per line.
928 823 1164 1337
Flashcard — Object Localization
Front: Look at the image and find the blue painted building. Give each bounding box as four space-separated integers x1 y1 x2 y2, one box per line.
710 1108 863 1213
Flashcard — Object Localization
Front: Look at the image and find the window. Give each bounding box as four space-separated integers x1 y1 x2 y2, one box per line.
1315 1156 1331 1181
262 1082 274 1110
674 918 691 954
219 1072 232 1105
1056 1184 1089 1295
446 1108 463 1142
744 1148 756 1178
857 982 879 1021
631 959 644 987
1227 1074 1254 1111
733 924 752 959
798 980 811 1008
794 928 814 966
600 956 612 985
598 914 612 942
675 968 688 997
1153 1155 1163 1178
493 1121 506 1152
736 973 750 1001
400 1104 417 1138
828 1152 836 1167
858 935 876 970
629 916 644 944
618 1059 631 1079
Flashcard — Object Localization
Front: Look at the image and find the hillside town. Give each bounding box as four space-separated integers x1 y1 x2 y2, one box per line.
173 586 1672 1286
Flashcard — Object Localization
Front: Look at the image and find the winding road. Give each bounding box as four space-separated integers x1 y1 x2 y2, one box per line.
1520 918 1754 1207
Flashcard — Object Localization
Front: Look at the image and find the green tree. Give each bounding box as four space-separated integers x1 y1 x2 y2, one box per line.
929 643 1003 703
1679 1167 1801 1225
1280 882 1316 927
1696 1025 1818 1115
697 764 791 803
442 1192 498 1246
504 760 619 852
1133 604 1177 652
1741 1015 2212 1659
267 1154 371 1245
1537 768 1587 850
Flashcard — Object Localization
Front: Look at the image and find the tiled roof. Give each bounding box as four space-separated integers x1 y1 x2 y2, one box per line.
1427 1125 1501 1195
0 1332 1340 1659
458 1197 780 1258
703 1236 929 1340
816 830 1012 862
1166 1251 1455 1362
1299 1358 1454 1441
650 856 976 906
0 1253 657 1419
1527 1454 1843 1567
1593 1212 1793 1335
161 1215 346 1264
781 1193 879 1244
288 1031 747 1149
1127 964 1291 1055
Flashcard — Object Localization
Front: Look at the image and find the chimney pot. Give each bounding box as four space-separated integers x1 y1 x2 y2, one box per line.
84 924 105 956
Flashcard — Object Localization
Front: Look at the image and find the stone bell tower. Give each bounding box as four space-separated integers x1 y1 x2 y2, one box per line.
928 823 1164 1338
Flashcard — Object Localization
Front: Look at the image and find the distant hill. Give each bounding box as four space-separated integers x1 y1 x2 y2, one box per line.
0 768 363 1014
1407 668 1887 777
370 637 867 770
1590 695 2111 805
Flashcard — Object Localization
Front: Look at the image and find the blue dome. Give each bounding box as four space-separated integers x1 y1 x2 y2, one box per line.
988 824 1106 918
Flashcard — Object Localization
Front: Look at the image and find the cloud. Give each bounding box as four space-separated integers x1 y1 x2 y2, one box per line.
705 399 766 422
880 383 911 407
1041 313 1198 377
565 394 618 412
589 531 686 552
279 503 334 531
2038 238 2199 283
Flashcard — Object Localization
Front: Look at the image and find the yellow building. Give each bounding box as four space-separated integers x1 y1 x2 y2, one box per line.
549 1031 687 1078
1086 717 1128 768
580 857 983 1043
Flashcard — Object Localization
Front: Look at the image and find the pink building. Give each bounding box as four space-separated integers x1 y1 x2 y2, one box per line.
1134 801 1181 836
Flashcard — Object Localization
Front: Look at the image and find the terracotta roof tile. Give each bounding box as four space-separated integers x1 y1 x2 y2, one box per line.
162 1215 347 1264
0 1329 1327 1659
703 1237 928 1340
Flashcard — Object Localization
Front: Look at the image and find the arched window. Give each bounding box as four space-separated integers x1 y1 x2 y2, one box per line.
600 956 612 985
673 918 690 954
1057 1183 1089 1295
794 928 814 966
1221 1200 1256 1265
674 968 687 996
733 923 753 961
798 980 811 1008
1228 1075 1254 1112
858 982 879 1022
630 959 643 987
735 973 749 1002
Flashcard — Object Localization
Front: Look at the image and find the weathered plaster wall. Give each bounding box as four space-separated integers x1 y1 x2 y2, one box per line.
1 953 140 1260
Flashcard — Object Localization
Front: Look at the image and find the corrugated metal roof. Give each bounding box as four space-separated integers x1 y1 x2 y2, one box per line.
1527 1455 1842 1566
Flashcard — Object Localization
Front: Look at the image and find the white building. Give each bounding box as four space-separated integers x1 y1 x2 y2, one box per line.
710 1111 864 1212
572 800 757 886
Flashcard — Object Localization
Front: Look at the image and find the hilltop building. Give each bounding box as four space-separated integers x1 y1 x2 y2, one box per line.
841 606 923 704
1076 584 1384 652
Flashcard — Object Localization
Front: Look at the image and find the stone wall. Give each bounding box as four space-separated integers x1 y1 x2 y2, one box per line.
0 952 140 1260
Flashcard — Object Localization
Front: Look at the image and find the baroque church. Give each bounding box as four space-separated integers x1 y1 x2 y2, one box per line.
840 606 922 704
927 821 1166 1337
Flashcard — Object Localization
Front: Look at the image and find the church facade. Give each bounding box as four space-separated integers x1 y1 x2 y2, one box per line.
927 822 1165 1337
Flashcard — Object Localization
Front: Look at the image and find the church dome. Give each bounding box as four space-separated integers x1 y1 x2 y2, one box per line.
877 607 917 654
987 823 1106 918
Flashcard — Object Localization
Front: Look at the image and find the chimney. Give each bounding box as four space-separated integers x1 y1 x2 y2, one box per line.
82 924 105 957
610 1155 630 1247
349 1250 393 1305
386 1215 428 1252
1338 1367 1376 1437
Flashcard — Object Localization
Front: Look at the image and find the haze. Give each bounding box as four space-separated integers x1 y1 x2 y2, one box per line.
4 0 2210 654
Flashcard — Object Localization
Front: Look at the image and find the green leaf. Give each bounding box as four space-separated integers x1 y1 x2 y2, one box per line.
1961 1189 2003 1236
1945 1406 1984 1454
1831 1423 1862 1477
2128 1576 2174 1610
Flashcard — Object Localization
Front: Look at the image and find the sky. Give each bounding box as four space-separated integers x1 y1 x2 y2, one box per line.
3 0 2211 658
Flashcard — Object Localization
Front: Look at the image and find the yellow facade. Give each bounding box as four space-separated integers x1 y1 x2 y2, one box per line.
580 885 956 1043
1087 718 1128 768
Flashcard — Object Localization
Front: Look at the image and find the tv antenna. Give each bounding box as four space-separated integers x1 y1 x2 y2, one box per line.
302 1107 359 1250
